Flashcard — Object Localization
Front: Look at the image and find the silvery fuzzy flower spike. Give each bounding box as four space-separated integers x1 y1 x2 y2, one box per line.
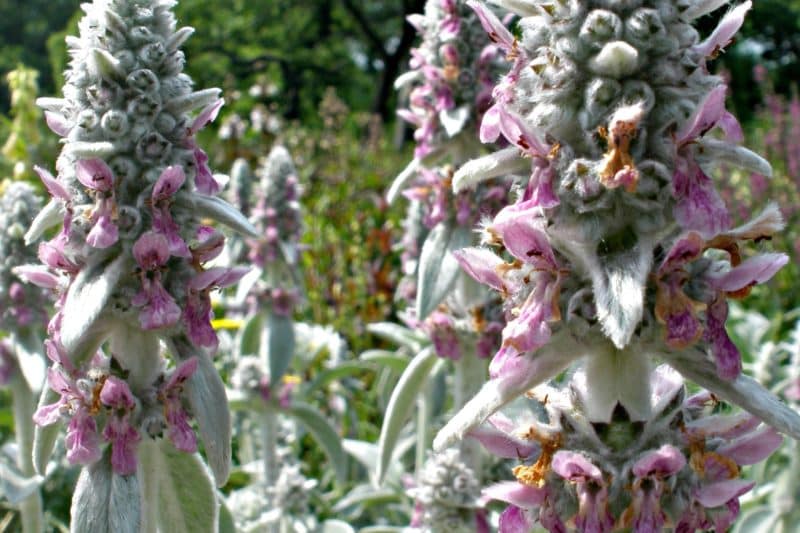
407 449 490 532
25 0 256 529
471 365 783 532
0 183 50 336
389 0 505 202
236 145 303 385
0 182 52 533
434 0 800 458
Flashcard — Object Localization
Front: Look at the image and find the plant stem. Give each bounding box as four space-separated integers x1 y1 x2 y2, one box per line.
10 370 42 533
261 407 280 533
415 378 432 477
453 343 485 474
137 439 160 533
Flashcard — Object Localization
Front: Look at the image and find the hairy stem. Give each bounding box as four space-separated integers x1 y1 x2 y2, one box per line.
453 343 486 474
10 368 42 533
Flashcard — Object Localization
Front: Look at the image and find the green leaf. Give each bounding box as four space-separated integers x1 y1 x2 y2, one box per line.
13 331 45 392
342 437 413 486
167 335 231 486
70 452 140 533
376 347 437 484
32 386 61 475
332 484 403 513
321 519 356 533
153 441 217 533
359 350 409 372
415 222 472 321
287 402 347 484
60 253 125 364
237 311 263 358
217 496 236 533
306 361 373 394
264 310 295 386
732 506 778 533
366 322 426 351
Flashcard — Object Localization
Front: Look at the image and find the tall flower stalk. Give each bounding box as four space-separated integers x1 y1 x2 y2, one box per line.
430 0 800 530
0 181 49 533
23 0 255 529
229 145 304 533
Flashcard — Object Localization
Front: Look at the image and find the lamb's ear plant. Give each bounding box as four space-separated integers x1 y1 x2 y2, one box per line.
224 146 347 533
22 0 257 530
0 181 50 533
373 2 514 518
423 0 800 529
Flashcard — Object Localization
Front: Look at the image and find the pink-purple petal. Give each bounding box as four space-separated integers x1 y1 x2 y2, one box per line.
467 0 515 52
676 85 728 144
716 425 783 465
75 158 114 192
551 450 602 482
153 165 186 200
44 111 71 137
632 445 686 478
468 424 539 459
99 376 136 410
452 247 505 292
103 415 141 475
33 165 71 201
695 479 754 508
133 231 170 270
65 411 102 465
704 298 741 380
499 505 534 533
692 1 751 59
86 212 119 249
672 161 731 238
483 481 546 508
189 98 224 135
708 253 788 292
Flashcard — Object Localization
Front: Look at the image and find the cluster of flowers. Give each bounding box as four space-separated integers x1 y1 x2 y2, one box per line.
430 0 800 530
397 0 501 159
394 0 513 363
243 145 303 316
472 365 782 531
408 448 490 532
0 182 48 332
17 0 254 481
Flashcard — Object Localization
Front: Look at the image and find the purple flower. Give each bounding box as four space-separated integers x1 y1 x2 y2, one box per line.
423 310 462 360
551 451 615 533
151 165 190 258
75 159 119 248
34 367 102 466
656 207 787 379
185 99 224 195
132 231 181 330
159 357 199 453
65 410 103 466
185 267 249 349
100 377 140 475
672 86 739 238
190 226 225 265
623 445 686 532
